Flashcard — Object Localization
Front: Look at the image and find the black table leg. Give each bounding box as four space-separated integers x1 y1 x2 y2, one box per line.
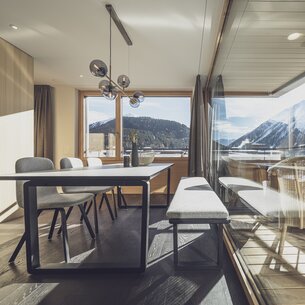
166 167 171 206
24 182 40 273
140 181 150 271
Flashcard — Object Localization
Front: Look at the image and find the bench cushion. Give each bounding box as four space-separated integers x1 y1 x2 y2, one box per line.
238 189 303 220
166 177 229 220
219 177 263 192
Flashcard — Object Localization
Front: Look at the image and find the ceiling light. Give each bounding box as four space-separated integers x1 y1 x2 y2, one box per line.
287 33 303 41
89 4 144 107
9 24 18 30
79 74 84 78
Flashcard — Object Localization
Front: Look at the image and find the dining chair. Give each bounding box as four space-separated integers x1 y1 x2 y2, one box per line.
60 157 116 234
268 156 305 255
9 157 95 264
87 157 128 209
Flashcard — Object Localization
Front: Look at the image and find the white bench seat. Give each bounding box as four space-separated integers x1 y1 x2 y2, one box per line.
219 177 263 192
166 177 229 220
238 189 304 223
219 177 304 226
166 177 230 269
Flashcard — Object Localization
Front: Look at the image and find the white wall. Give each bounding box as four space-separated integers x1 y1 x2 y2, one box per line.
0 110 34 221
53 86 79 168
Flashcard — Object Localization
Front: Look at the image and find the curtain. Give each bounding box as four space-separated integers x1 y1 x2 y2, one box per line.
34 85 53 159
188 75 208 177
209 75 227 193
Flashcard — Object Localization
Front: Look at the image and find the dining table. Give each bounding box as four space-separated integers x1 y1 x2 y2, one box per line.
0 162 173 274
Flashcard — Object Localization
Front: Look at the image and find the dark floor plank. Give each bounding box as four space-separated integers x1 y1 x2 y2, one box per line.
0 194 248 305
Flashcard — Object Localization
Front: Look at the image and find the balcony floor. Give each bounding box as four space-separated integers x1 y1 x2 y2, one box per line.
0 194 248 305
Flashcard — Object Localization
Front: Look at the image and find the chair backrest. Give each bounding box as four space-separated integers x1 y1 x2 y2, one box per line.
87 157 103 167
60 157 84 169
60 158 84 193
271 156 305 229
16 157 57 208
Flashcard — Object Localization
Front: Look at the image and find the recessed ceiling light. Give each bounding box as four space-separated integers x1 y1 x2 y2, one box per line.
287 33 303 41
9 24 18 30
80 74 84 78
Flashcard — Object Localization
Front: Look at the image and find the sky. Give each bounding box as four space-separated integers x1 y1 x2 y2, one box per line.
216 81 305 140
87 96 191 127
86 80 305 141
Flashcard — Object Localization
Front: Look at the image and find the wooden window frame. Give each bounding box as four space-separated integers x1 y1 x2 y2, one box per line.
78 90 192 162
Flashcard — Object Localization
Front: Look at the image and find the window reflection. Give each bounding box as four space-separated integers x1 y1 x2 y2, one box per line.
211 81 305 303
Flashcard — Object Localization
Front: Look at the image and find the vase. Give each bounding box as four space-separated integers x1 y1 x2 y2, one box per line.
131 142 139 167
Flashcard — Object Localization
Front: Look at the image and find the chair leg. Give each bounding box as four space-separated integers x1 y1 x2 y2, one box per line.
8 232 26 263
104 193 115 221
57 206 73 236
59 208 70 262
48 209 59 240
111 189 118 218
80 200 93 222
93 195 99 234
78 205 95 239
8 210 43 264
99 193 105 210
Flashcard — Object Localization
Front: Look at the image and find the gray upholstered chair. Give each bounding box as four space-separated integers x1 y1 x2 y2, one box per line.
87 157 128 209
60 157 116 234
9 157 95 264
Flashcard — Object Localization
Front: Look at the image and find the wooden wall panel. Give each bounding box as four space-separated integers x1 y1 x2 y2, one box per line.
0 37 33 116
0 37 34 220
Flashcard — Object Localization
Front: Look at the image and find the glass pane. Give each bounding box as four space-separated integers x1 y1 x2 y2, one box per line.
84 96 116 157
122 96 190 157
210 80 305 304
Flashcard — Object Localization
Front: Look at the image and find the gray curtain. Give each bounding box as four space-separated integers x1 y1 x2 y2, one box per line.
209 75 226 193
188 75 208 177
34 85 53 159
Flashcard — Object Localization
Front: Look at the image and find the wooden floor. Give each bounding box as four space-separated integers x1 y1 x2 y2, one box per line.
0 194 248 305
227 204 305 305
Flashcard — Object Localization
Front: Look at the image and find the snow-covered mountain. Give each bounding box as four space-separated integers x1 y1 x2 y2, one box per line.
272 100 305 132
229 100 305 149
89 118 114 129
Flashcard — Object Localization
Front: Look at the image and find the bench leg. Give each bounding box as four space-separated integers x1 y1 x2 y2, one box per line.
220 185 224 202
171 222 225 270
217 224 224 268
173 223 178 267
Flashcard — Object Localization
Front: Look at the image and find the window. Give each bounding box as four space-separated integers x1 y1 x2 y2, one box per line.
83 96 116 157
80 92 191 159
122 96 190 157
212 82 305 160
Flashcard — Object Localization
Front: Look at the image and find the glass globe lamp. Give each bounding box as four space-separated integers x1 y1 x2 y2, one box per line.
89 59 108 77
133 91 144 103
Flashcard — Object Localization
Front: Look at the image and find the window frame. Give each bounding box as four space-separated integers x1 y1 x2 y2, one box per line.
78 90 192 161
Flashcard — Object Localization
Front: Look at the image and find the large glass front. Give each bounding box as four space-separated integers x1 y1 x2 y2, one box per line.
211 82 305 304
122 96 190 157
84 96 116 157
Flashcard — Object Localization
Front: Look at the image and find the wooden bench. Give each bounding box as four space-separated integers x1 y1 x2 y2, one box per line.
166 177 230 269
218 176 263 204
219 176 305 255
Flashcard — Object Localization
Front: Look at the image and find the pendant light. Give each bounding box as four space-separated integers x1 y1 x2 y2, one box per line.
89 4 144 107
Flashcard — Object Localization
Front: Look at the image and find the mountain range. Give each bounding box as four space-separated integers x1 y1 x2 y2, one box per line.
89 116 190 150
229 100 305 149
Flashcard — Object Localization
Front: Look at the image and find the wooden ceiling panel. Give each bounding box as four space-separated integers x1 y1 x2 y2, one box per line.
212 0 305 93
246 2 305 12
243 12 305 21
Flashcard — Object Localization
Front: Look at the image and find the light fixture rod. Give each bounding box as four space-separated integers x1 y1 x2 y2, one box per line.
109 10 112 81
105 74 128 97
105 4 133 46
